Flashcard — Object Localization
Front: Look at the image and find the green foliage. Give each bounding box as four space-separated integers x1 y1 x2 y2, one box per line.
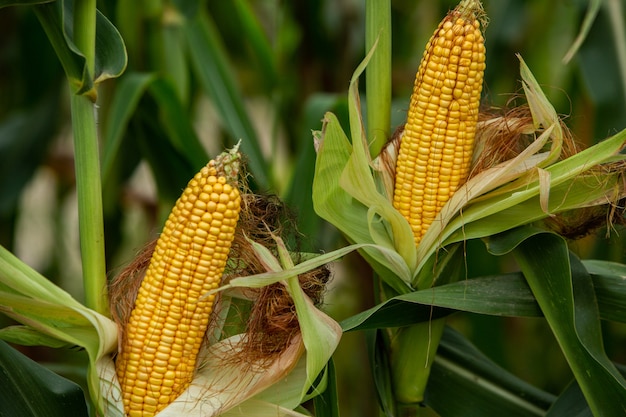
1 0 626 416
0 340 89 417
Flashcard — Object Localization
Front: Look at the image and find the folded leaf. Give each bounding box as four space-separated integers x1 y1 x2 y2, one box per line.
487 227 626 416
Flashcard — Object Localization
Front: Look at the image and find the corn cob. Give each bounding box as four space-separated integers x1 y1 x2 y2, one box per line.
393 0 486 245
115 150 241 417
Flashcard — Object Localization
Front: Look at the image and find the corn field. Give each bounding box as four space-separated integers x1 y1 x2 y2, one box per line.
1 0 626 416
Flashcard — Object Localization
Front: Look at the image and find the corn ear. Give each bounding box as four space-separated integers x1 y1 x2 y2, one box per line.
393 0 486 246
115 148 242 417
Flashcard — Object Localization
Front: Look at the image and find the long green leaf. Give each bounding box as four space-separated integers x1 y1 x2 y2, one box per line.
583 260 626 323
148 77 209 168
367 329 396 417
0 340 89 417
232 0 278 90
546 379 593 417
426 327 555 417
101 72 157 185
0 0 52 8
184 10 268 189
562 0 602 63
487 227 626 416
340 270 626 332
34 0 126 94
103 74 209 173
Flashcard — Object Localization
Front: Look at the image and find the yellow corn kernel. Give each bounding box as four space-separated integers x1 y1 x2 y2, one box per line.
115 158 241 417
393 0 486 245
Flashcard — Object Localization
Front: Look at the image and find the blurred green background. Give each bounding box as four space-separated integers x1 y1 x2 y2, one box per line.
1 0 625 416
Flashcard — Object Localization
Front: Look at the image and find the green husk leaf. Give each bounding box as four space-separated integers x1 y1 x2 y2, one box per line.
312 51 415 293
344 40 417 273
0 325 73 349
245 234 342 402
415 58 626 283
217 242 365 292
204 234 342 409
0 245 117 415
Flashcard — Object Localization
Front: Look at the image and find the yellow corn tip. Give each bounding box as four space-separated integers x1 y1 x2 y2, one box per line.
393 0 486 245
115 163 241 417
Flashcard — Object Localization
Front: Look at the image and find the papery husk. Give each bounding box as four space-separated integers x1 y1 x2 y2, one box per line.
107 151 337 416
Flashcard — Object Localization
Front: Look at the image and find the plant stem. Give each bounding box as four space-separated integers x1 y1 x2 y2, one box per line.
365 0 391 158
70 93 109 316
70 0 108 316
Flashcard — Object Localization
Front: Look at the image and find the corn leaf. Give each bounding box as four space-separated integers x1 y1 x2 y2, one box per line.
101 72 156 185
562 0 602 64
160 16 190 104
312 359 340 417
486 227 626 416
340 270 626 332
231 0 278 91
101 73 209 188
367 329 396 417
0 326 73 349
34 0 126 93
545 379 594 417
184 9 268 189
582 260 626 322
0 245 117 415
219 243 364 292
425 327 555 417
442 158 626 247
0 0 52 7
0 340 89 417
148 77 209 168
344 41 417 273
311 43 419 293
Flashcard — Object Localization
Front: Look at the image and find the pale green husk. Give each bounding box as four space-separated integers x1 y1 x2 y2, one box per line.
312 53 626 291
